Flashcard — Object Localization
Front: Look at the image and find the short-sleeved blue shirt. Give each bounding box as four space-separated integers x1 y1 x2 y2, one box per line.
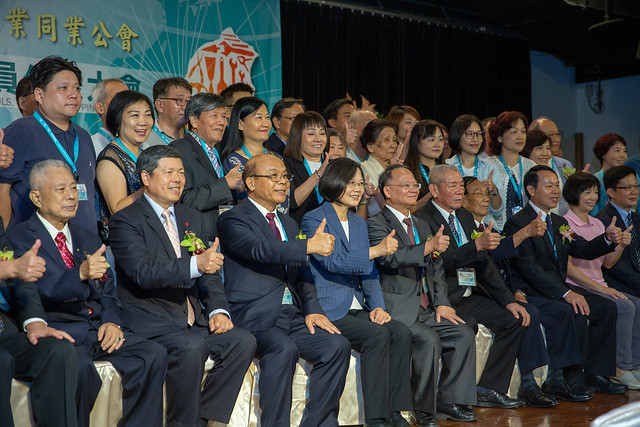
0 112 97 232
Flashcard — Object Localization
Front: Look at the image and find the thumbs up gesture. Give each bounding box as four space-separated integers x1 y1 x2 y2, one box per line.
80 244 108 280
526 211 547 238
0 128 15 170
13 239 46 282
474 220 501 251
196 237 225 274
620 224 633 248
370 230 399 259
307 218 335 256
428 224 450 254
605 216 623 244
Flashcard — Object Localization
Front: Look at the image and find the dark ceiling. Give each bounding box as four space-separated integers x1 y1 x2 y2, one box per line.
316 0 640 83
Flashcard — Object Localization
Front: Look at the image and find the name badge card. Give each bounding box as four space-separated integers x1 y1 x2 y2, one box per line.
77 182 88 201
457 268 476 287
282 286 293 305
218 204 234 215
422 277 429 294
511 205 523 216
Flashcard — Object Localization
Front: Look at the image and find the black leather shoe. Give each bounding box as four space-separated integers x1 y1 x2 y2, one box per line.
542 380 591 402
413 410 439 426
567 382 595 398
458 405 475 415
517 385 558 408
389 412 410 427
585 375 628 394
435 403 477 421
476 390 523 408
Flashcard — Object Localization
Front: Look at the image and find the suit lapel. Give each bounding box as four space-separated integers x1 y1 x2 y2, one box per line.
243 201 283 242
188 134 218 179
426 201 454 243
382 207 412 247
140 197 180 260
28 215 66 268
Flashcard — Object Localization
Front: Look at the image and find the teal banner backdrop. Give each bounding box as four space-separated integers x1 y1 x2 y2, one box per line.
0 0 282 130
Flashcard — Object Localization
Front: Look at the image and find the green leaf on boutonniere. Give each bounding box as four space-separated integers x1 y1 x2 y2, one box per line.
295 230 307 240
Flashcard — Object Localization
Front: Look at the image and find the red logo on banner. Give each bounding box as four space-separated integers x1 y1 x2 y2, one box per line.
186 27 257 94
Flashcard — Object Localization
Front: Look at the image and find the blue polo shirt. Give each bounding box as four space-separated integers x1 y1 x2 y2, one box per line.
0 112 97 232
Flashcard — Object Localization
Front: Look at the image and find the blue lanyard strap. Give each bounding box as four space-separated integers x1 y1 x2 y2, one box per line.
152 125 172 145
98 127 114 142
546 230 557 258
499 155 523 201
190 131 224 177
275 213 288 241
419 164 430 184
303 158 323 204
33 111 79 176
114 137 139 162
449 215 464 247
411 219 420 244
456 154 478 178
241 145 267 159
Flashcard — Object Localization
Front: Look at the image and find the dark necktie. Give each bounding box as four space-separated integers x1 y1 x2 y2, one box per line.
546 214 553 238
402 217 415 245
448 213 460 245
266 213 282 241
478 223 485 232
404 217 430 308
627 212 640 266
55 232 75 268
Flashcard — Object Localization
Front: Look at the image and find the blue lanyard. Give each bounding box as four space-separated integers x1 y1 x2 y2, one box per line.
499 155 523 201
450 215 464 247
190 131 224 177
114 137 139 162
410 217 420 244
456 154 478 178
419 164 430 184
303 158 323 204
33 111 79 177
241 145 267 159
152 125 171 144
274 213 288 241
546 230 557 258
98 127 114 142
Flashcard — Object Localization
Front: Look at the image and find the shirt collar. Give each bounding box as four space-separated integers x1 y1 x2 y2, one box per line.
143 192 175 221
528 201 549 221
564 208 590 227
385 204 412 225
36 211 72 249
247 196 278 218
37 108 75 136
610 201 632 224
433 201 456 222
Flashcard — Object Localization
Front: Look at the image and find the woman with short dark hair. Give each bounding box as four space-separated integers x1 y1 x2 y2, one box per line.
96 90 154 241
563 172 640 389
590 133 635 215
301 157 413 426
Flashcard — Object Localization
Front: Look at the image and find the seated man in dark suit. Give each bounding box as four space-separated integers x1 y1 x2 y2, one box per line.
7 160 168 427
368 164 477 425
170 93 243 238
414 164 528 409
217 154 351 427
462 176 585 405
109 145 256 427
504 165 626 395
1 216 78 427
595 166 640 297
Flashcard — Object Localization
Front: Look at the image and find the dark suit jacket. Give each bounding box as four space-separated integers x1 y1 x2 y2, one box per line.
170 134 233 239
265 133 285 156
1 217 47 337
414 200 516 307
596 202 640 296
7 214 124 344
301 202 383 321
367 207 451 327
108 196 229 337
217 199 324 333
503 203 614 300
283 156 323 225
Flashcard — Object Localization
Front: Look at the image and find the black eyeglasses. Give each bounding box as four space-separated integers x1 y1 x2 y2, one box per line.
464 131 484 139
251 173 294 182
615 185 640 191
158 97 190 106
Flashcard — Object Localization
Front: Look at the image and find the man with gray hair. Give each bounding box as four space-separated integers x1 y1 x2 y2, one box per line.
8 159 168 427
90 78 128 156
414 164 529 410
347 109 376 163
530 117 574 174
170 93 243 238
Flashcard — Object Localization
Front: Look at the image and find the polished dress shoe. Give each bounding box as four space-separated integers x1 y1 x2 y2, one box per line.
517 385 558 408
435 403 477 421
389 412 410 427
476 390 523 408
585 374 628 394
458 405 475 415
413 410 439 427
542 380 591 402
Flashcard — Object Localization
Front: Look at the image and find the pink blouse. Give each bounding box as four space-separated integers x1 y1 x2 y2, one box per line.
563 209 608 288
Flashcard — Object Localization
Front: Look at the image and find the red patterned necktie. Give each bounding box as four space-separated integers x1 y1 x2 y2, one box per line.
55 232 75 268
478 223 485 232
266 213 282 240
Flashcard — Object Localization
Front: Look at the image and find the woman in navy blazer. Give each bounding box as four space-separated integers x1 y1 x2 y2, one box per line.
301 157 413 427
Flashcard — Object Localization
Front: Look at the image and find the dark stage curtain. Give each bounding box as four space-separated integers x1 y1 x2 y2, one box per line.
280 0 532 128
